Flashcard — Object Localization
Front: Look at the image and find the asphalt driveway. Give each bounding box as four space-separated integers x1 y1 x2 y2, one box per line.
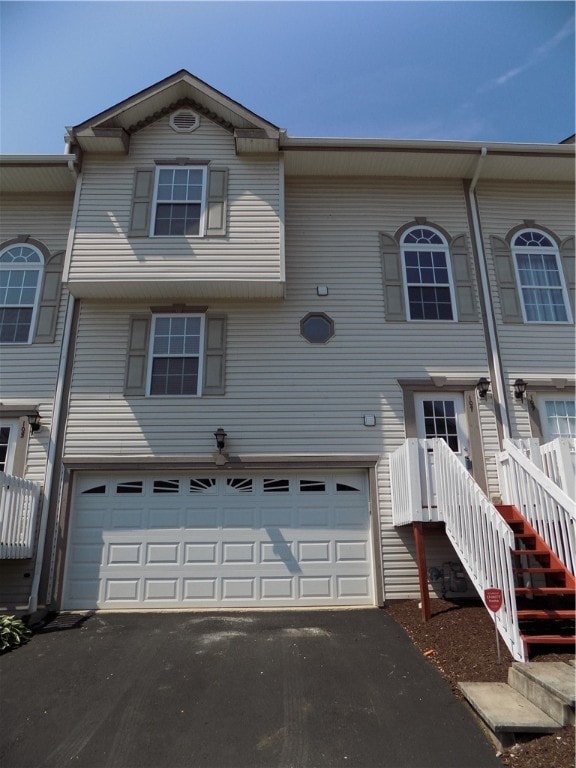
0 609 501 768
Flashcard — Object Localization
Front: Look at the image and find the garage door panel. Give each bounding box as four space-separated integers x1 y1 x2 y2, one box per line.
261 577 293 599
144 579 178 601
336 540 369 562
108 543 141 565
185 507 220 528
63 471 374 610
185 542 217 563
261 507 293 527
146 543 180 565
148 507 181 528
105 579 140 602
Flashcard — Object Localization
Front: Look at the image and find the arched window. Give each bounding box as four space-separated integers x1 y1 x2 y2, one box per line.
400 227 456 320
0 244 44 343
511 230 570 323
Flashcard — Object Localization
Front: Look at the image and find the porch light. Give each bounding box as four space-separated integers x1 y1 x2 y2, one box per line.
27 411 41 433
476 378 490 399
214 428 227 453
513 379 527 401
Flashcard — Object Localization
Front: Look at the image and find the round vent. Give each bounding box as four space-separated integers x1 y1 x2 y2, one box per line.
169 109 200 133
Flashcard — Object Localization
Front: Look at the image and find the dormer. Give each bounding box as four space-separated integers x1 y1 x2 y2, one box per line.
64 71 285 301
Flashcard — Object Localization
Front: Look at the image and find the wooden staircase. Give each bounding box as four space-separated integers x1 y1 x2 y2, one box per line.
496 504 576 659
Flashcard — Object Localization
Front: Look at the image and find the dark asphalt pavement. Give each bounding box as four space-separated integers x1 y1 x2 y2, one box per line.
0 609 501 768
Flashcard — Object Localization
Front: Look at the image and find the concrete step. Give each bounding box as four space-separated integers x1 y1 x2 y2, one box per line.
508 662 575 726
458 682 562 748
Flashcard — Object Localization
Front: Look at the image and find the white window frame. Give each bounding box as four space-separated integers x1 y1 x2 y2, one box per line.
146 314 206 397
0 420 19 474
400 227 458 322
536 395 576 441
0 243 44 345
150 165 208 238
511 229 572 324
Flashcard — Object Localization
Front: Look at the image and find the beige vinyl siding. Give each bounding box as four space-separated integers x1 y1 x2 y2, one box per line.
477 181 575 440
68 116 282 287
63 177 501 598
0 193 72 399
0 194 72 609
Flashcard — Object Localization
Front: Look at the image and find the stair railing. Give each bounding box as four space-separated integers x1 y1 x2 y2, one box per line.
511 437 575 501
429 439 524 660
497 438 576 576
0 472 40 559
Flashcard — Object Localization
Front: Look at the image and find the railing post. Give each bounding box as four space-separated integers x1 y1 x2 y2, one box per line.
553 439 575 499
407 439 423 521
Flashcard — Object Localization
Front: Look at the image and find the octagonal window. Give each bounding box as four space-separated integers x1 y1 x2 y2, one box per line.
300 312 334 344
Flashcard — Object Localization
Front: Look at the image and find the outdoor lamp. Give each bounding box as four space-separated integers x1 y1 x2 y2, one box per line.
476 378 490 399
513 379 527 401
27 411 41 433
214 428 227 453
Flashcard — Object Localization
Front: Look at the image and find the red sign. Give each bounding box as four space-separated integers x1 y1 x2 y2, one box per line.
484 588 503 613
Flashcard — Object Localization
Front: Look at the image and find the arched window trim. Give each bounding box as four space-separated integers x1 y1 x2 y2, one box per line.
0 243 45 344
399 226 458 322
510 228 572 324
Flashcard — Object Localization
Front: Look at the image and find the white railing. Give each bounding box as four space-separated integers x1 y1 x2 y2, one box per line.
390 438 441 524
541 439 576 498
390 438 525 660
512 438 575 500
0 472 40 558
390 439 423 524
432 439 524 661
498 438 576 575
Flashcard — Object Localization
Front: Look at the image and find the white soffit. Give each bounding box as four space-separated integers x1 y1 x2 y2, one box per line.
281 139 575 182
0 157 76 193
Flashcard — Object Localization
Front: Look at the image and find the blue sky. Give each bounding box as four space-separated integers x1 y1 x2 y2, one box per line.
1 1 574 153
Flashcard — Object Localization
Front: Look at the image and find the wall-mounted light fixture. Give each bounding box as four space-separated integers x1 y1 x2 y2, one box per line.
27 411 41 433
214 428 227 454
476 377 490 399
513 379 527 401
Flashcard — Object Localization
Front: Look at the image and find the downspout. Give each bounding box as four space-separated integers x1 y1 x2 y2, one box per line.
467 148 511 442
27 294 75 614
27 164 81 614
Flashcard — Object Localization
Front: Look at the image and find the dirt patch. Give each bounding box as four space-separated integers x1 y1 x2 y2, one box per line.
385 599 574 768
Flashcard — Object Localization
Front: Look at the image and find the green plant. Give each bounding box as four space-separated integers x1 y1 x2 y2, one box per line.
0 615 31 652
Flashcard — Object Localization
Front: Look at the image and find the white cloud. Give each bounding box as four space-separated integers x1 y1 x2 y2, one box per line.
479 15 574 93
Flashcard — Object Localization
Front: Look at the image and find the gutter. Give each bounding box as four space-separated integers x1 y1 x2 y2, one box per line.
466 148 511 442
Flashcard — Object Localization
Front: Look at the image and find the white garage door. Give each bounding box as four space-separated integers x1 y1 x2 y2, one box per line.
63 471 374 610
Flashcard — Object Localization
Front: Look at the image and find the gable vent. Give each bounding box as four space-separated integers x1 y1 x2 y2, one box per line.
170 109 200 133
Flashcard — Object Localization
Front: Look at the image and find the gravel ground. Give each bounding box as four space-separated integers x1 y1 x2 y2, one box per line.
385 599 575 768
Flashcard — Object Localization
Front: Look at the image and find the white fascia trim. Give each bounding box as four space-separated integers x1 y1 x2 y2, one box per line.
279 136 575 155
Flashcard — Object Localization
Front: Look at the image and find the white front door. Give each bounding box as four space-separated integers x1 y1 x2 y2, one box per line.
414 393 469 509
0 421 18 474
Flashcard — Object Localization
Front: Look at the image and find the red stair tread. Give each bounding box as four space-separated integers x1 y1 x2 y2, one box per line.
512 567 564 574
515 587 575 595
522 635 576 645
511 549 550 557
517 609 576 619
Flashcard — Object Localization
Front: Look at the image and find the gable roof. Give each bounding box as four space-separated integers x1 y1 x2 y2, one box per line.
67 70 280 154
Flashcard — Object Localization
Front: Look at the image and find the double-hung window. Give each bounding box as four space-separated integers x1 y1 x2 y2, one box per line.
401 227 456 320
512 230 571 323
147 315 205 396
152 166 207 236
0 244 43 344
540 397 576 441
